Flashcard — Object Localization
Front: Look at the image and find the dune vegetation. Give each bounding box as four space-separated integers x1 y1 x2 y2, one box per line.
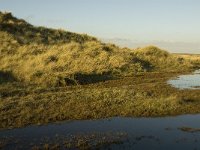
0 12 198 86
0 12 200 129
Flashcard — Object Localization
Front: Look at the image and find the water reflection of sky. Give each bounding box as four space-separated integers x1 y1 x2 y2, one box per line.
168 70 200 89
1 115 200 149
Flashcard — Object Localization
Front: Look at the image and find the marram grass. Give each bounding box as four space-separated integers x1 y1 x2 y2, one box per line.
0 12 200 129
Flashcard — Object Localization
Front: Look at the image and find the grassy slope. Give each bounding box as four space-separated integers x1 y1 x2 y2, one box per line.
0 12 200 129
0 12 197 86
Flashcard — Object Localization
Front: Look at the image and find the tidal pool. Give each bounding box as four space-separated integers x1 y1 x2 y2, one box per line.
168 70 200 89
1 115 200 149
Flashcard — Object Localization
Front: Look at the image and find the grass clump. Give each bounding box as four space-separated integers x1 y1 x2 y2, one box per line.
133 46 194 71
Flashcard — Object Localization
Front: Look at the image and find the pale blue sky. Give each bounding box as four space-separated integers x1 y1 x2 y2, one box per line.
0 0 200 53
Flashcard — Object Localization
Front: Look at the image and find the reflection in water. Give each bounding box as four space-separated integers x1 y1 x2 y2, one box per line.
1 115 200 149
168 70 200 89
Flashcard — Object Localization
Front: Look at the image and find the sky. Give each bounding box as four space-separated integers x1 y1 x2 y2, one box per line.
0 0 200 53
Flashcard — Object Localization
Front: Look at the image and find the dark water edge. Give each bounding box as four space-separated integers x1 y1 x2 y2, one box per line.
1 114 200 149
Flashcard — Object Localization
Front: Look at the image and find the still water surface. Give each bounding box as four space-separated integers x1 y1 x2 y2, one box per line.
1 115 200 149
168 70 200 89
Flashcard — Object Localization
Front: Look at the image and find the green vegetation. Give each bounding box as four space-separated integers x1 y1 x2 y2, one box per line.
0 12 198 87
1 72 200 129
134 46 194 71
0 12 200 130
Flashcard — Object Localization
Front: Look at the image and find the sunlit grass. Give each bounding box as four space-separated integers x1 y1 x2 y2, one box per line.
0 12 200 130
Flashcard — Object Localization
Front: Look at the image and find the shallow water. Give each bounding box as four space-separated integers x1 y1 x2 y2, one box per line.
168 70 200 89
1 115 200 149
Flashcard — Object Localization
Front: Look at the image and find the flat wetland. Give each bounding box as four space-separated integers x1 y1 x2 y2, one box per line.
1 70 200 130
0 70 200 149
